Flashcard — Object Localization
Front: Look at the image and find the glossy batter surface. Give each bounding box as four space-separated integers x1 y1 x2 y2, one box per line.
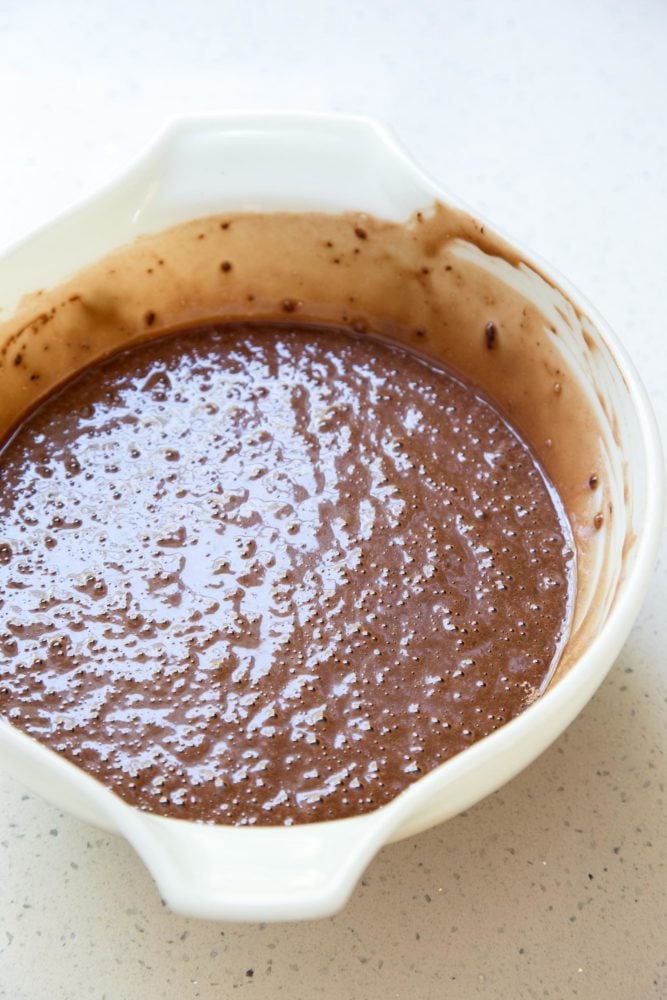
0 323 573 823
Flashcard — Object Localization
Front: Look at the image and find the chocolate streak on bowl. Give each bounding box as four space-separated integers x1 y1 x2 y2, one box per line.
0 205 620 709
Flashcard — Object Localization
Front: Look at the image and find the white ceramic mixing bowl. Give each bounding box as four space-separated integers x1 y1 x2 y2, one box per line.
0 113 662 921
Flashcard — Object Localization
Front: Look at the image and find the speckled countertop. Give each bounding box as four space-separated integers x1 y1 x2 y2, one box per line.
0 2 665 997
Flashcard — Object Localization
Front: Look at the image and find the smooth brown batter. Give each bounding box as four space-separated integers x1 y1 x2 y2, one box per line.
0 322 573 824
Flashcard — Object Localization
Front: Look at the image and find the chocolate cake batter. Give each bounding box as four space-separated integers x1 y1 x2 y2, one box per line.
0 322 573 824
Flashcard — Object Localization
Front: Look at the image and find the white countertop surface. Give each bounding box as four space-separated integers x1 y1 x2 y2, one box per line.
0 1 665 997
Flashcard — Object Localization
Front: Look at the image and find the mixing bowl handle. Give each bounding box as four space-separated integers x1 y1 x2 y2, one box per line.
117 806 393 922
